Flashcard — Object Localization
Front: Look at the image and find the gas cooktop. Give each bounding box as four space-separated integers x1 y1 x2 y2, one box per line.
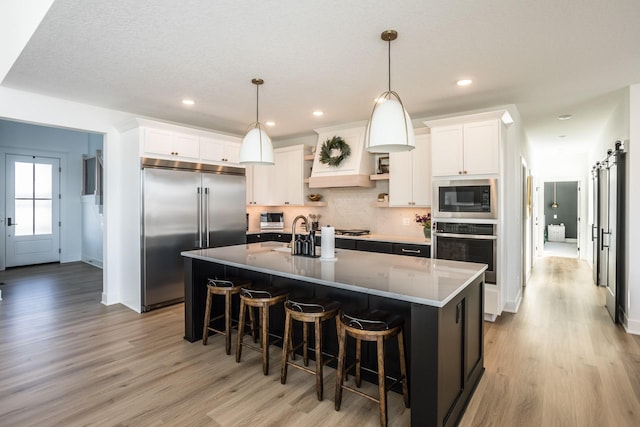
334 229 370 236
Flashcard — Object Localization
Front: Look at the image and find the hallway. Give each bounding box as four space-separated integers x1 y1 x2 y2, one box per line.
461 256 640 426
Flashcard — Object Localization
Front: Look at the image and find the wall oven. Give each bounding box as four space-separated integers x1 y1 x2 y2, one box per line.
433 222 497 283
433 178 497 219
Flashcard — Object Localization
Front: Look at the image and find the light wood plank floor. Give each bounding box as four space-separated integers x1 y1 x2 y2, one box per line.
1 258 639 426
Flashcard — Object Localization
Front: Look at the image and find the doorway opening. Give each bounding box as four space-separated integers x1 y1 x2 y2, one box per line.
542 181 579 258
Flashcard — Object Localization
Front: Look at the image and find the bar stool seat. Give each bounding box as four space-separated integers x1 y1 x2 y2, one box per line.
335 308 410 427
236 285 288 375
202 277 252 355
280 297 341 400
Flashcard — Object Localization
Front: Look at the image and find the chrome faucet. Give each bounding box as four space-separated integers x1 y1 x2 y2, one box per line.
291 215 308 255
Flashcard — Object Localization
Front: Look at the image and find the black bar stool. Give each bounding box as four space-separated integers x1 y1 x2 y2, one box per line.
334 308 410 427
236 286 288 375
280 296 341 400
202 277 254 355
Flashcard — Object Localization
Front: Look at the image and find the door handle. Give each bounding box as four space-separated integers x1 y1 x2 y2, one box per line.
7 217 16 226
204 188 210 247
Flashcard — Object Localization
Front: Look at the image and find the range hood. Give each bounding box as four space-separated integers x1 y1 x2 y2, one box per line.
308 123 375 188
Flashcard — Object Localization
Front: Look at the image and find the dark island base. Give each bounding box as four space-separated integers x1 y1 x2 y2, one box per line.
184 257 484 427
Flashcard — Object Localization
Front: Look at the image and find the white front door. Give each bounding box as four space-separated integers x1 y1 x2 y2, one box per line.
5 154 61 267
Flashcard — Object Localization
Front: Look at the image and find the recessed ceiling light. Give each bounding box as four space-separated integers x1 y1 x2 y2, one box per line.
182 99 195 105
557 114 572 120
313 111 324 117
265 121 275 126
456 79 472 86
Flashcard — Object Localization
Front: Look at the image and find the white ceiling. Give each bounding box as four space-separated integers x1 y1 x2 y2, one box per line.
3 0 640 154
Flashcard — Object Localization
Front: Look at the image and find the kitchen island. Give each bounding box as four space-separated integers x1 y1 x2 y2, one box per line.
182 242 486 427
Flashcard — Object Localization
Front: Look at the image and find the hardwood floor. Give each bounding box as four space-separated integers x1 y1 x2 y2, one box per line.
1 258 639 426
461 257 640 427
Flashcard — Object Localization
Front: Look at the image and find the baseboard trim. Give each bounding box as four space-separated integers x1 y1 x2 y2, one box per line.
623 313 640 335
503 293 522 313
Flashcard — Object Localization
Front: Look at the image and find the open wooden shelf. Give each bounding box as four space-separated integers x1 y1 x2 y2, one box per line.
370 201 389 208
370 173 389 181
305 201 327 207
304 154 315 161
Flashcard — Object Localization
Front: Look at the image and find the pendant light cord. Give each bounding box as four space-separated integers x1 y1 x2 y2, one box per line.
387 37 391 92
255 83 259 123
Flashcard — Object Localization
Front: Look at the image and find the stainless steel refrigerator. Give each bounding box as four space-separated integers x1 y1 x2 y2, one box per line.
141 158 246 311
594 142 626 323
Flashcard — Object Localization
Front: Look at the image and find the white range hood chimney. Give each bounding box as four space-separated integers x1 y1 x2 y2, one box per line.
308 122 375 188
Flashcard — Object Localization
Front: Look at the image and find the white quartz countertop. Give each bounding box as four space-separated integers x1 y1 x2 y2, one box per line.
182 242 485 307
247 229 430 246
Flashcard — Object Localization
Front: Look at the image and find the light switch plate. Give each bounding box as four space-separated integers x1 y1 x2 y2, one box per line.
402 217 410 226
554 214 557 219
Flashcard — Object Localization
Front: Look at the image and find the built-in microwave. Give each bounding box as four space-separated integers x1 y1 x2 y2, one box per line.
433 179 497 219
260 212 284 230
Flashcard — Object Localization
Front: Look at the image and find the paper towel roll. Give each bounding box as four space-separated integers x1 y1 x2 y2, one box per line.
321 226 335 259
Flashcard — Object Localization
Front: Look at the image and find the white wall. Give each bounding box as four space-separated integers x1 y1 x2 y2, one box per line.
626 84 640 334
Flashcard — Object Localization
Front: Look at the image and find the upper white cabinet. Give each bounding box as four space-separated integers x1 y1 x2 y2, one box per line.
274 145 305 206
143 128 199 160
246 145 305 206
200 136 241 164
247 164 276 205
389 132 431 207
430 119 500 177
136 119 243 166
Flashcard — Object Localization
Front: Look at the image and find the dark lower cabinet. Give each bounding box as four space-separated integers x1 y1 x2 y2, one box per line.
246 232 291 243
356 240 393 254
411 277 485 427
393 243 430 258
247 233 430 258
184 256 484 427
335 238 356 249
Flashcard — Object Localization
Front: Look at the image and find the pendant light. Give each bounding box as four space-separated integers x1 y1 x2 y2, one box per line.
551 182 559 208
239 78 274 165
366 30 415 153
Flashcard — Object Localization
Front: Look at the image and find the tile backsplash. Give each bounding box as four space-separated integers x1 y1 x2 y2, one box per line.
246 181 430 239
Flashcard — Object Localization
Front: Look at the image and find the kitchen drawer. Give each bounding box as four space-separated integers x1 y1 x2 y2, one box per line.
356 240 393 254
392 243 430 258
335 238 357 250
272 233 292 242
246 233 264 243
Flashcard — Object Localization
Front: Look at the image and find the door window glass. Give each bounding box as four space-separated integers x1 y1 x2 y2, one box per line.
14 161 54 236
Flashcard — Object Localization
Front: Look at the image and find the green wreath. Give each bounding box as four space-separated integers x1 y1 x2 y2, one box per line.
319 136 351 167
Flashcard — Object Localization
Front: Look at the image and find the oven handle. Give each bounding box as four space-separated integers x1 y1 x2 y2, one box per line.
433 232 497 240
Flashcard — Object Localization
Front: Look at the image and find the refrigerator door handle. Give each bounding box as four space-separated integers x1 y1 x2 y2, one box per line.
204 187 210 247
591 224 597 241
197 187 203 248
601 229 610 249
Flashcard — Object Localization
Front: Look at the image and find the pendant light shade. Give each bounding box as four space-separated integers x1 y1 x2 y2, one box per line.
239 78 274 165
551 182 559 208
366 30 415 153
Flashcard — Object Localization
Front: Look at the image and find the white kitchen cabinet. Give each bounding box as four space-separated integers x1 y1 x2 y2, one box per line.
246 164 276 205
274 145 305 206
389 132 431 206
245 145 304 206
430 120 499 177
143 128 199 160
200 136 241 164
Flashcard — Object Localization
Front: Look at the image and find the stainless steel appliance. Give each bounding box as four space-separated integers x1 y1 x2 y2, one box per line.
433 179 497 219
260 212 284 230
141 158 246 312
433 221 497 283
593 142 626 322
